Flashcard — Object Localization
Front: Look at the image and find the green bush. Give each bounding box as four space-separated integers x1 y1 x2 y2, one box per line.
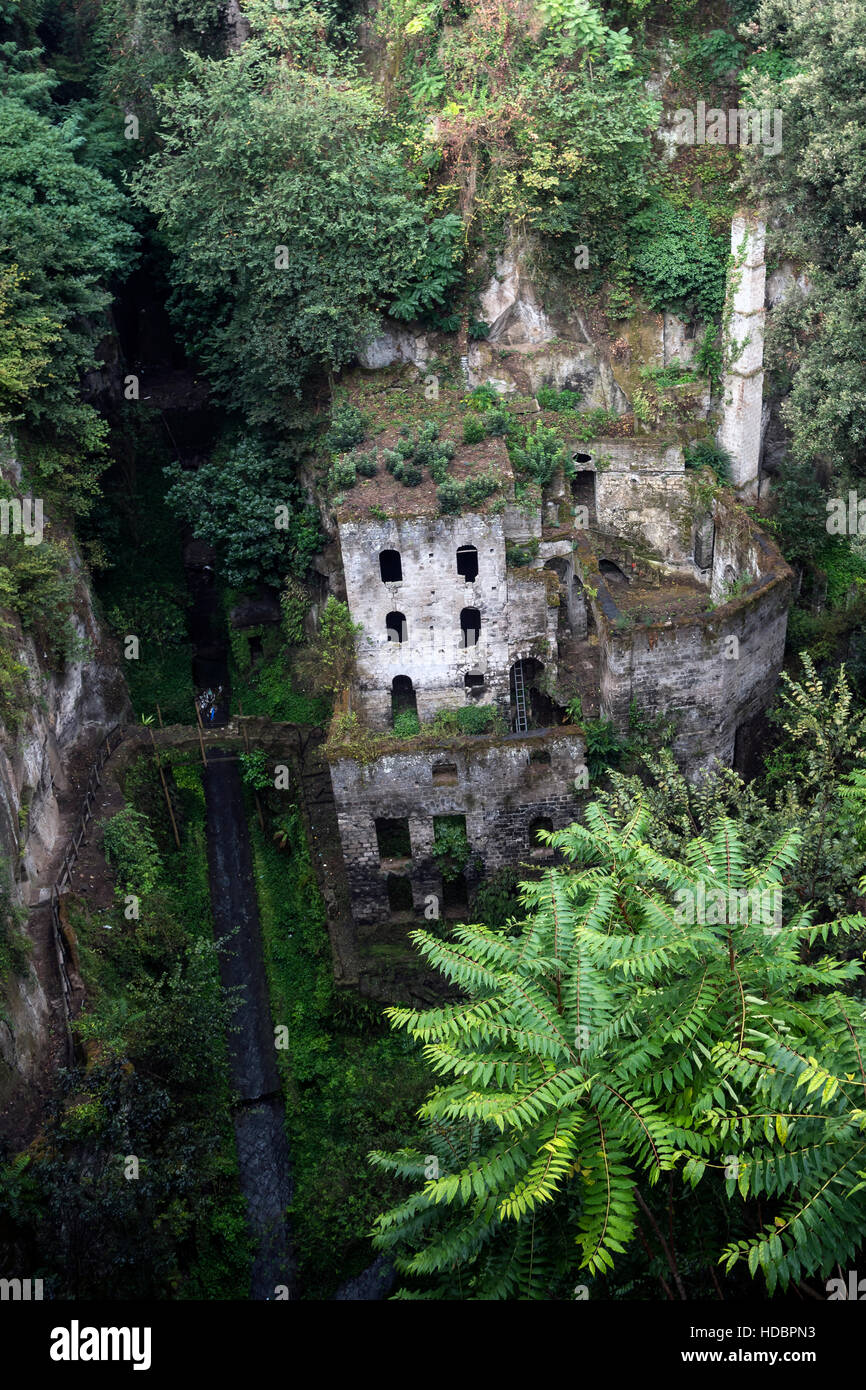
280 576 309 645
102 807 162 899
629 199 727 322
683 437 732 484
482 405 511 436
392 709 420 737
430 705 505 736
469 865 526 933
510 423 567 488
462 415 486 445
239 750 271 790
432 816 471 882
326 404 366 453
328 455 357 491
536 386 582 411
354 451 378 478
392 459 423 487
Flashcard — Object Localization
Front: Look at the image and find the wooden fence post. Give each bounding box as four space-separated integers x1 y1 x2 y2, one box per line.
149 728 181 850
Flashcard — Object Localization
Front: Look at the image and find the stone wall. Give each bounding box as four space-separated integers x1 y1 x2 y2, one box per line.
0 537 130 1119
329 728 586 925
338 512 557 727
575 502 792 772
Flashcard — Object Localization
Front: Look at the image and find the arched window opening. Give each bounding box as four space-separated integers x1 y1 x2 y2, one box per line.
456 544 479 583
391 675 417 722
379 549 402 583
460 607 481 648
599 558 627 584
386 610 407 643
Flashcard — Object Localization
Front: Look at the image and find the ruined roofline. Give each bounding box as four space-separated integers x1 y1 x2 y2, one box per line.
573 494 793 639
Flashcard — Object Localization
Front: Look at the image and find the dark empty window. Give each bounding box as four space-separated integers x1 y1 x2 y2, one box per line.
375 817 411 861
391 674 417 721
571 469 596 523
464 673 485 696
573 452 592 465
460 607 481 648
386 610 407 642
529 749 551 767
442 873 468 917
456 545 479 582
432 762 458 787
386 873 413 916
529 816 554 854
380 549 402 583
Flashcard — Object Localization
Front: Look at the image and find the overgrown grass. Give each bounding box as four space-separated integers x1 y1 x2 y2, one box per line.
248 799 428 1298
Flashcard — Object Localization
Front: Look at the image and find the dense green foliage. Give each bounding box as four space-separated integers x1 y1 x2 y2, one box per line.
164 435 322 589
0 759 251 1298
370 804 866 1298
133 39 461 433
741 0 866 476
249 799 429 1296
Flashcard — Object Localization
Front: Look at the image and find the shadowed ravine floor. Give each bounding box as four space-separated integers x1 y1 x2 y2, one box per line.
203 750 297 1300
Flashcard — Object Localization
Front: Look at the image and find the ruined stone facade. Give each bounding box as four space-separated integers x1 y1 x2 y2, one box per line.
330 728 586 925
340 510 558 729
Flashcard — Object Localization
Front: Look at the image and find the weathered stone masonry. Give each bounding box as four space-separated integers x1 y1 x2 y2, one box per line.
330 728 586 925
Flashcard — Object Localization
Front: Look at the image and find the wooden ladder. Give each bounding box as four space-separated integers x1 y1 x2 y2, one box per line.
513 660 529 733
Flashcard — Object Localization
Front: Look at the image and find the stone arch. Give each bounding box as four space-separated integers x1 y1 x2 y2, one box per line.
391 674 417 721
456 544 479 582
379 548 402 583
599 558 628 584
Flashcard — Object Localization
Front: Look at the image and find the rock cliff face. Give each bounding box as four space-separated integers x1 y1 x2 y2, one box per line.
0 527 130 1136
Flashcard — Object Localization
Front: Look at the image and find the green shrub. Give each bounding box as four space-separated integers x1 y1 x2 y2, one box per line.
239 750 271 790
683 438 732 484
469 866 526 932
510 423 567 488
102 807 162 899
455 704 505 735
432 816 470 882
482 405 511 436
536 386 582 411
326 403 366 453
328 455 357 491
280 576 309 645
392 709 420 737
629 199 727 322
392 459 423 487
354 451 378 478
462 415 486 445
583 717 627 781
437 472 500 514
429 705 505 736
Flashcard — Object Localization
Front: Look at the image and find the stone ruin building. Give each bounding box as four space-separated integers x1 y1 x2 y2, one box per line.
322 210 793 940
